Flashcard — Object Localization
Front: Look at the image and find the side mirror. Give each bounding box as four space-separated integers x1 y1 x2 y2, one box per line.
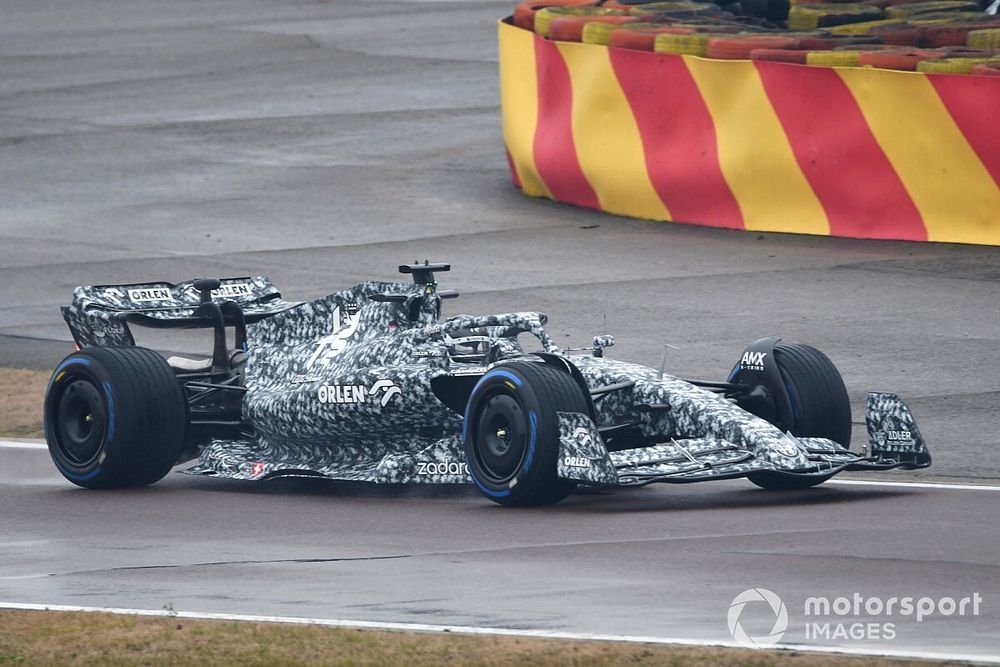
592 335 615 357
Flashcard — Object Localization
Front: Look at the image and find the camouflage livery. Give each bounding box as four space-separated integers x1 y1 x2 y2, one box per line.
53 263 932 496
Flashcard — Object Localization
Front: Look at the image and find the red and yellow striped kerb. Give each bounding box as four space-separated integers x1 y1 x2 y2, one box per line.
499 20 1000 244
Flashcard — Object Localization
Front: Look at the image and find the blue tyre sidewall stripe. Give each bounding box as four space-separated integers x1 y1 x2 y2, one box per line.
469 471 511 498
522 411 537 474
51 458 102 482
102 381 116 444
463 368 532 498
45 355 106 482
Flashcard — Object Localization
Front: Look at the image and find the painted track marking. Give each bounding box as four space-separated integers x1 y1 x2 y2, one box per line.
0 440 47 450
0 602 995 664
827 479 1000 491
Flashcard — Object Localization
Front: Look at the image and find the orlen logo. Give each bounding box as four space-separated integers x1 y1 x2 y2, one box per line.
317 384 367 405
214 282 252 298
563 456 590 469
740 351 768 371
183 282 253 301
317 379 401 407
127 287 171 302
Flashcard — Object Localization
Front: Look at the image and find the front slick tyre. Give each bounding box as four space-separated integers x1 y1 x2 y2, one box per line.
464 361 587 506
748 342 850 491
44 346 187 489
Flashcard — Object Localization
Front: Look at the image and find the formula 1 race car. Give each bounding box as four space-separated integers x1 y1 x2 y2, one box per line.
44 262 931 505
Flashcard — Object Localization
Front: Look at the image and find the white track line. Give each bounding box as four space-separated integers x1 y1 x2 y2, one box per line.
0 602 995 665
828 479 1000 491
2 440 997 491
0 440 46 450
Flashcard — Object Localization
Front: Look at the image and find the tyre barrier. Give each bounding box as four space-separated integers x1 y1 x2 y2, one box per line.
857 45 945 67
534 6 630 37
804 45 887 64
513 0 1000 70
796 33 882 47
587 22 689 45
751 46 812 60
968 27 1000 46
655 30 735 54
499 17 1000 244
917 53 999 69
919 21 996 46
788 3 884 29
549 14 639 41
972 59 1000 72
870 21 927 42
883 0 980 17
706 34 803 57
611 23 718 48
826 18 910 35
514 0 595 31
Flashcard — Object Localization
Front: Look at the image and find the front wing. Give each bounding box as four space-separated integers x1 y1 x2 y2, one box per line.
558 391 931 487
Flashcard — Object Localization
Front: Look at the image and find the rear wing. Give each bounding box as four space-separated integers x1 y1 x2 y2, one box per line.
63 276 300 348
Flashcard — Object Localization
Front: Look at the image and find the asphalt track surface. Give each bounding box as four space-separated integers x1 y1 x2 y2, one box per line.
2 0 999 661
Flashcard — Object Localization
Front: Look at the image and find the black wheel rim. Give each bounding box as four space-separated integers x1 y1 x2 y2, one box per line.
474 392 528 483
54 379 107 467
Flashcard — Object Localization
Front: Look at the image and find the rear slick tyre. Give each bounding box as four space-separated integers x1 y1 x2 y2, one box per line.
44 346 187 489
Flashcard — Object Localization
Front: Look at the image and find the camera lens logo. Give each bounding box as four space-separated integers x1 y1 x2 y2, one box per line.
728 588 788 648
